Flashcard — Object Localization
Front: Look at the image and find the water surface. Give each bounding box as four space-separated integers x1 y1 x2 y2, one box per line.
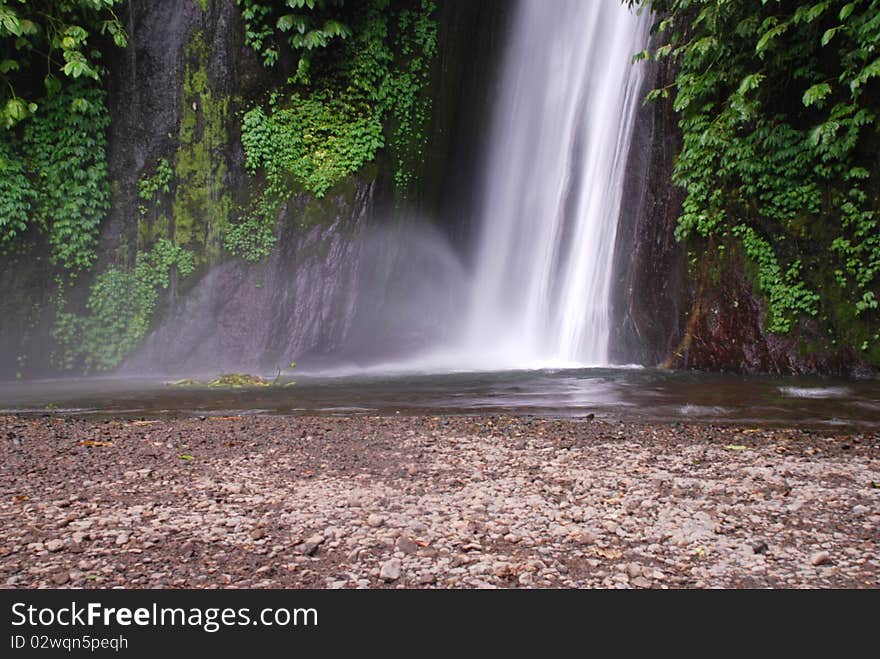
1 368 878 430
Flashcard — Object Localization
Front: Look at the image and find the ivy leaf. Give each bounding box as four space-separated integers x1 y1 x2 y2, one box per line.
802 82 831 107
737 72 764 95
821 26 841 46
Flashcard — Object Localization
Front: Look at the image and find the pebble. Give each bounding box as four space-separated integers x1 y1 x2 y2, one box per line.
380 558 401 582
0 415 875 590
811 551 831 566
396 537 419 554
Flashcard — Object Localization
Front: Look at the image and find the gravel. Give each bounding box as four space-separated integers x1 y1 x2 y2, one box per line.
0 414 877 589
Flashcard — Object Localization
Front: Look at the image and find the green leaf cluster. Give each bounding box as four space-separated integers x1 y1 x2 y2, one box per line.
53 239 196 373
635 0 879 347
137 158 173 217
0 81 111 271
0 0 126 129
230 0 437 259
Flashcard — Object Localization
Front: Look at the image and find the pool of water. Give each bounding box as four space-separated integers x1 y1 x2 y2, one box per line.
1 368 878 429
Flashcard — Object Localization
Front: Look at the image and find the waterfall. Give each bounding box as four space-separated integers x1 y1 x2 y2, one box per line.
459 0 650 369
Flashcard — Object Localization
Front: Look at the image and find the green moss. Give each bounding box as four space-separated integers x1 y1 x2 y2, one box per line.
172 32 232 268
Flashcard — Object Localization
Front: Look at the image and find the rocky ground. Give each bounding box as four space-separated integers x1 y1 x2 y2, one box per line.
0 414 877 589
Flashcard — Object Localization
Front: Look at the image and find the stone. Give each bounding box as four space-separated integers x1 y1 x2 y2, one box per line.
367 514 385 528
295 534 325 557
632 576 652 589
396 536 419 554
380 558 401 582
811 551 831 566
115 533 129 546
575 530 597 545
45 539 64 552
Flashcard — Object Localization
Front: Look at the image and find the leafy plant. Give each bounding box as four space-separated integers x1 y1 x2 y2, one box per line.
0 136 33 247
0 0 126 129
233 0 438 258
138 158 173 217
20 81 111 271
53 239 195 372
633 0 879 347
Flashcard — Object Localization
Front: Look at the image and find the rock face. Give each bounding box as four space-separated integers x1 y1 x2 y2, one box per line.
610 44 687 368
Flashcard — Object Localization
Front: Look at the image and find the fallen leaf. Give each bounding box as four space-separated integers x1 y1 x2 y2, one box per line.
414 539 431 548
741 429 762 434
210 416 242 421
594 548 622 560
78 440 114 447
178 454 195 461
871 482 880 489
723 445 749 451
129 420 159 426
692 547 706 557
12 495 29 502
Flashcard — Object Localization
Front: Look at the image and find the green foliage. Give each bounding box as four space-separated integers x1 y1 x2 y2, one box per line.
235 0 437 251
138 158 173 216
5 81 111 271
223 192 278 261
0 136 33 246
53 239 196 373
0 0 126 129
238 0 350 70
636 0 880 346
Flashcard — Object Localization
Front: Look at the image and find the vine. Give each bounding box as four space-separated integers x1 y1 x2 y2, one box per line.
0 0 127 128
138 157 173 217
232 0 438 257
20 82 111 271
634 0 880 352
53 239 196 373
0 135 33 247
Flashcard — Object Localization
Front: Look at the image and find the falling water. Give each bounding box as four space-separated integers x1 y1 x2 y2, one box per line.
460 0 650 369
